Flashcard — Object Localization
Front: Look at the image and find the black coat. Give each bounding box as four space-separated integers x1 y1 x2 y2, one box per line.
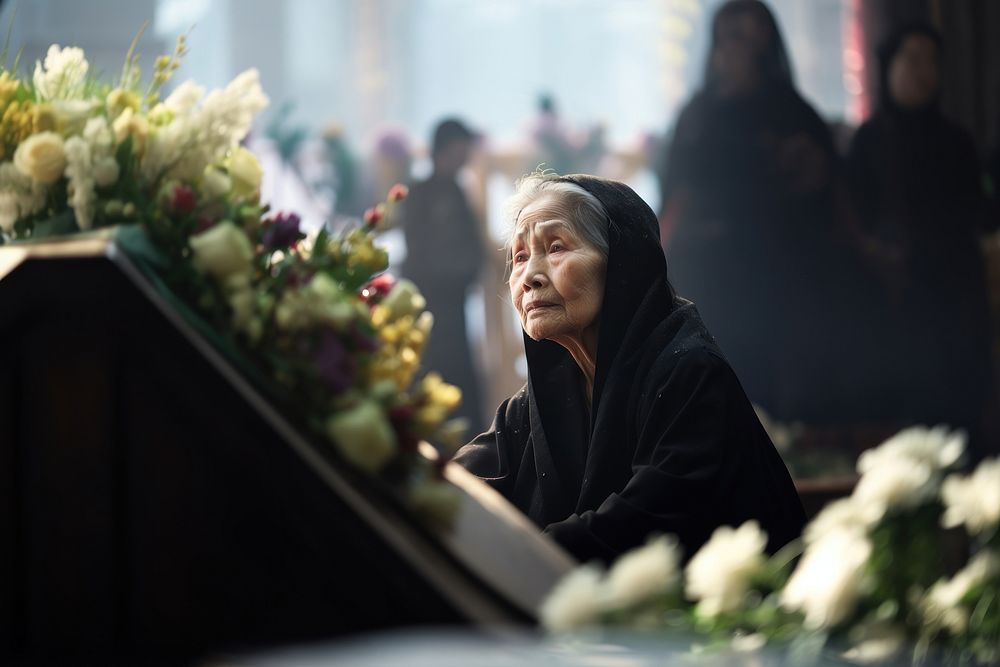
453 175 805 564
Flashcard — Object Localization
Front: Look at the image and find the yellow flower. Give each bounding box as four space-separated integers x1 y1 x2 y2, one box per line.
13 131 66 184
0 72 18 108
1 101 37 151
112 107 149 153
420 372 462 410
325 399 397 473
381 279 426 321
146 102 174 127
106 88 140 118
226 147 262 200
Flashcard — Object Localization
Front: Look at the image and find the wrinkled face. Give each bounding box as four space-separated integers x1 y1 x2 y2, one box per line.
509 194 606 345
889 34 940 110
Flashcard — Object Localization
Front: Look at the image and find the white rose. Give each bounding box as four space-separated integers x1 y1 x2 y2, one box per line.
93 157 120 187
858 425 965 476
539 564 605 632
685 521 768 617
804 497 879 545
189 221 255 282
202 166 232 199
13 131 67 184
782 527 872 629
226 147 262 198
922 551 1000 635
941 458 1000 536
852 456 935 516
325 399 397 473
602 534 680 610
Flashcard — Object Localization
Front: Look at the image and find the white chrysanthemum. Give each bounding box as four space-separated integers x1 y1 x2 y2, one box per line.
602 535 680 609
63 136 96 230
83 117 114 153
33 45 89 101
922 551 1000 635
852 456 937 515
142 69 267 184
804 497 879 545
782 527 872 629
942 458 1000 536
164 80 205 115
857 425 965 476
0 161 47 229
686 521 767 617
540 564 605 632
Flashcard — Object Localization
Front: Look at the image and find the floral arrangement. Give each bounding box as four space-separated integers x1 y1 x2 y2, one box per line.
541 426 1000 664
0 41 465 526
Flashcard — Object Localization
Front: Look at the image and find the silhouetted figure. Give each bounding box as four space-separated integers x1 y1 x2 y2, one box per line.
657 0 840 420
847 23 995 458
400 119 486 431
532 93 575 175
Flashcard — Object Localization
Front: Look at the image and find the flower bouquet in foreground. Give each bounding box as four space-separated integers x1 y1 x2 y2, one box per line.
542 426 1000 665
0 40 464 526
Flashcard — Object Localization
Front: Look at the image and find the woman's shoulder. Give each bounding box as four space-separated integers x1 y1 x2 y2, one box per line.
639 301 737 391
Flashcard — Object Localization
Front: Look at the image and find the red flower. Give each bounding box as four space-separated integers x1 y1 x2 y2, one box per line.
361 273 396 304
387 183 409 203
171 184 197 214
363 206 383 228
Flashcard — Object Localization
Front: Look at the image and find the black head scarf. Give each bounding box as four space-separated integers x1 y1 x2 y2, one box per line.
875 21 944 121
703 0 795 94
519 175 680 524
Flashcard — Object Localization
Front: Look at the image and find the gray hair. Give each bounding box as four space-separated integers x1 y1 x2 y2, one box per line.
503 172 609 263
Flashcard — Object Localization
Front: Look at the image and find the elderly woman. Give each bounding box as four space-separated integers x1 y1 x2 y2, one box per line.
453 173 805 564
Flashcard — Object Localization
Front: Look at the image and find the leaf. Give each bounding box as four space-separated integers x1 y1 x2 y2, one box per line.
114 224 168 270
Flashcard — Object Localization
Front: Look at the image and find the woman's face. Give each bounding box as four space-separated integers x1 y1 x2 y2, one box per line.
509 194 606 346
888 34 940 110
711 12 770 97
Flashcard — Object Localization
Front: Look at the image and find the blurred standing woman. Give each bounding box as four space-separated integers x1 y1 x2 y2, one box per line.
847 23 995 458
658 0 840 420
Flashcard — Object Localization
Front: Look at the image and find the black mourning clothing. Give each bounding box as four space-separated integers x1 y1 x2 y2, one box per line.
453 175 805 564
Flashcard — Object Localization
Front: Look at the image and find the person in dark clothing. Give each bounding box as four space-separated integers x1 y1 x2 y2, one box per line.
657 0 843 421
453 172 806 565
400 118 487 431
846 23 996 459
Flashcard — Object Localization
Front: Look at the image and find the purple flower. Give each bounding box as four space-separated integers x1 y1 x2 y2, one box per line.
314 330 355 393
263 212 303 250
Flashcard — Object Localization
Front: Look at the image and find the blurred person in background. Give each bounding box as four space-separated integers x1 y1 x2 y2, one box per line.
399 118 487 432
847 23 997 459
657 0 843 421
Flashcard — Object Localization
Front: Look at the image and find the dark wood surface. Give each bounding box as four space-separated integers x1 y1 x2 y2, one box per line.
0 240 572 665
